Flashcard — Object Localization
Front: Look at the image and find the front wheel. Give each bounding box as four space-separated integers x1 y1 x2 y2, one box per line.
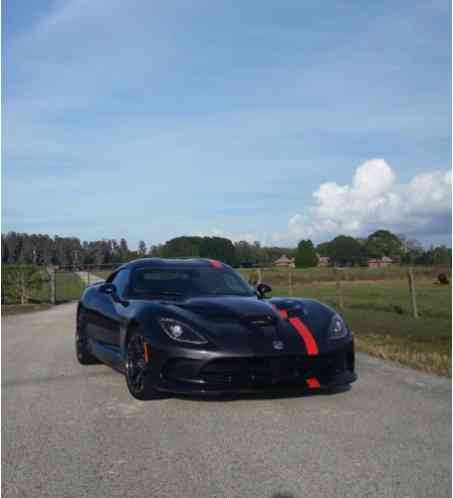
125 330 163 400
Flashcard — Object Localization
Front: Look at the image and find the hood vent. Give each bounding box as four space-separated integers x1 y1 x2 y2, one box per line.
180 306 239 323
244 315 278 327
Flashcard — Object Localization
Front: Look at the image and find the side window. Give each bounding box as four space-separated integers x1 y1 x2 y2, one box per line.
112 270 130 297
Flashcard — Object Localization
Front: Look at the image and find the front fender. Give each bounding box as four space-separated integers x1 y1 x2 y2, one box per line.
269 296 350 353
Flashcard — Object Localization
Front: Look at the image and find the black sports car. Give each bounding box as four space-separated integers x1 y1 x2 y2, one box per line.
76 258 357 400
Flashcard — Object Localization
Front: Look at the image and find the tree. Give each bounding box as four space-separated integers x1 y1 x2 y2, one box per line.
1 234 8 264
234 241 255 267
2 265 43 304
149 244 164 257
316 241 331 257
119 238 129 261
200 237 236 265
400 236 424 265
138 240 147 256
365 230 403 259
295 240 318 268
328 235 362 266
162 236 201 258
432 246 452 266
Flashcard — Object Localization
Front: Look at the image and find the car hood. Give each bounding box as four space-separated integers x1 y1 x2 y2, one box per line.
174 295 277 321
146 295 337 355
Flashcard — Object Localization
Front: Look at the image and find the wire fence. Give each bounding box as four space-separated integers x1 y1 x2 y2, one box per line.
1 264 121 305
237 265 451 319
51 264 121 303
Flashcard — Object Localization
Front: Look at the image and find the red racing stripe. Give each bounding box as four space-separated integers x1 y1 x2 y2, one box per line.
208 259 223 268
306 377 321 388
279 309 288 319
288 317 319 356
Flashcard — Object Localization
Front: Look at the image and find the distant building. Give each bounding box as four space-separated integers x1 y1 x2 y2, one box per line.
274 254 296 268
317 254 330 267
368 256 394 268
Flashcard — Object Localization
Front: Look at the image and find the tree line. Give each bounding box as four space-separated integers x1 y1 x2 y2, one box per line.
1 233 136 267
1 230 450 268
295 230 451 268
1 232 294 268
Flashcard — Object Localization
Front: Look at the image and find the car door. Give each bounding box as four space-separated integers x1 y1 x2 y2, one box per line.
91 269 130 348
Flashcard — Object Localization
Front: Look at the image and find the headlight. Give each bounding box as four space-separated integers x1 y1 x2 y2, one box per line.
159 318 208 344
329 314 349 339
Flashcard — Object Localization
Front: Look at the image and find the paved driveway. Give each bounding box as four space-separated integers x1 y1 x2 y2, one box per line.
2 303 451 497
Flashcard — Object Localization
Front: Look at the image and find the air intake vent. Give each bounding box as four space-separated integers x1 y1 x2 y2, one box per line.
245 315 277 327
183 307 238 323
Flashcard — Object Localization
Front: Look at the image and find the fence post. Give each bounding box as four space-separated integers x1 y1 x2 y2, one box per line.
20 270 26 305
47 266 56 305
257 268 262 284
335 268 344 310
288 267 293 296
407 267 418 319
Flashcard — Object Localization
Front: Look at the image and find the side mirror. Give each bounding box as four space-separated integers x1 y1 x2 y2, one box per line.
99 283 129 306
256 282 272 299
99 283 117 295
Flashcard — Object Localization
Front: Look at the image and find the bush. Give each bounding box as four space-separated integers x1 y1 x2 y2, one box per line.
2 265 44 304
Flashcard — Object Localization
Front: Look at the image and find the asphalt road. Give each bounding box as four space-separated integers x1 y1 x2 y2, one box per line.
2 304 451 498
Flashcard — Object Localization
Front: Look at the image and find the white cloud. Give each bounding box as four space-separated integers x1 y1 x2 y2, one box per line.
277 159 452 244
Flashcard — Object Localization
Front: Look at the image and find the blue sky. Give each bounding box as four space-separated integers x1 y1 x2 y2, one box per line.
3 0 452 248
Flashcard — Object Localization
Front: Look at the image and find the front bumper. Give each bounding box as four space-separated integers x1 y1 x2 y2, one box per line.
145 340 357 395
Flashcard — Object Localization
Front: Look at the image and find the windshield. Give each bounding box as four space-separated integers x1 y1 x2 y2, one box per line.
129 267 255 298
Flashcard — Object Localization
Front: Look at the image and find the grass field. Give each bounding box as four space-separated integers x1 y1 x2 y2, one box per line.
268 279 451 376
238 265 450 285
55 272 87 302
1 268 88 304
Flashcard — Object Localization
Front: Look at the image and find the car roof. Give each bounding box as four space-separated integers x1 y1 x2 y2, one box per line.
116 258 231 272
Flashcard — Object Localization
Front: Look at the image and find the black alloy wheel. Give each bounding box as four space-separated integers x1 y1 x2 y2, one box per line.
125 331 161 400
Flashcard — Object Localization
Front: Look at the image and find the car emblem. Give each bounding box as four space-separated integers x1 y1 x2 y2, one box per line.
272 340 284 351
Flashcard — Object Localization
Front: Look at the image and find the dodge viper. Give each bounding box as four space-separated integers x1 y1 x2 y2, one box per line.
76 258 357 400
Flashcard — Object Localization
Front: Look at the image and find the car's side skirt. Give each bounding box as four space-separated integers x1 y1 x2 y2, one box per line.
88 338 125 374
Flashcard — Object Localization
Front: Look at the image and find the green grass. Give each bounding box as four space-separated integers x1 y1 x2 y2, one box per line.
271 280 451 320
55 272 86 302
238 265 451 285
344 309 451 377
27 271 87 303
268 279 451 376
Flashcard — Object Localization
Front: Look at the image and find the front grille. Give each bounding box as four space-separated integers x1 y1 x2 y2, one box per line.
162 349 354 387
200 351 353 386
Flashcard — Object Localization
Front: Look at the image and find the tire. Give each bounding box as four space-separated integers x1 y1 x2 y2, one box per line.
125 329 163 400
76 307 101 365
